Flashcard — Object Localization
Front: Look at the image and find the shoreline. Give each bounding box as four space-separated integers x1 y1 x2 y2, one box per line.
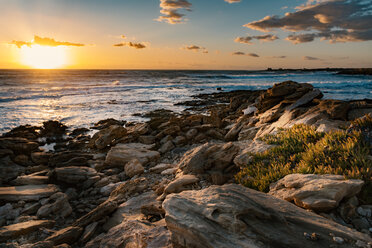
0 80 371 247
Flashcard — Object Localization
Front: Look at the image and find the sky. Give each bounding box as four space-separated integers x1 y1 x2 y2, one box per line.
0 0 371 69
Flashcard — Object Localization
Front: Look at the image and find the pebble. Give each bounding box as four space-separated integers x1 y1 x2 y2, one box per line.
333 236 344 244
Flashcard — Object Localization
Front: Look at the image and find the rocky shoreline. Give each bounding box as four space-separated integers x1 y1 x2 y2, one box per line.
0 81 371 248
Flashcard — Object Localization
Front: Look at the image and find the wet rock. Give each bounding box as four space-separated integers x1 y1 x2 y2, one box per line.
0 184 59 202
105 143 160 168
89 125 127 150
0 138 38 155
54 166 98 185
0 156 26 184
86 219 171 248
0 220 55 242
124 159 144 178
178 142 240 184
45 226 83 245
93 118 126 130
13 154 31 166
269 174 364 211
163 184 372 248
31 152 51 164
40 120 67 137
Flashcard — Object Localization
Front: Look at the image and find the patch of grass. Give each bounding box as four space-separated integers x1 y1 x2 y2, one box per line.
236 120 372 203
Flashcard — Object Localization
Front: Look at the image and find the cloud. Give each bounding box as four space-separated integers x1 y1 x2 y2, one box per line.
157 0 192 24
10 35 85 48
235 34 278 44
243 0 372 43
303 56 321 60
271 56 287 59
225 0 241 3
113 42 146 49
232 52 259 57
120 35 127 39
232 51 246 55
182 45 208 53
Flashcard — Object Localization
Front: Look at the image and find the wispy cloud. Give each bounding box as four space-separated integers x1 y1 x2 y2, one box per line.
232 51 246 55
182 45 208 53
234 34 278 44
10 35 85 48
157 0 192 24
225 0 241 3
113 42 147 49
243 0 372 44
303 56 321 60
232 51 259 57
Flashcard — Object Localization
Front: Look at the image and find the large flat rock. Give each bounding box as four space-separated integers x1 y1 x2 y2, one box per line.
0 184 59 202
0 220 55 242
163 184 372 248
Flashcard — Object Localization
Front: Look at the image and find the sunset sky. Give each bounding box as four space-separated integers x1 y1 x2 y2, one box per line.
0 0 371 69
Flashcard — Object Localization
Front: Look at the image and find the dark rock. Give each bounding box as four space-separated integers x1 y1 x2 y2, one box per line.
40 121 67 137
45 226 83 245
0 220 55 242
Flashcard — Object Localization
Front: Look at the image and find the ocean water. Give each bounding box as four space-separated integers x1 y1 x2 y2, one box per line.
0 69 371 133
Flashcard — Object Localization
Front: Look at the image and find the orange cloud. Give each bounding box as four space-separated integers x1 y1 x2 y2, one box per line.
10 35 85 48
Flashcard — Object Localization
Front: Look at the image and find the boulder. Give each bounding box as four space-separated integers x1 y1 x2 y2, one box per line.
0 220 55 242
86 219 171 248
269 174 364 211
74 200 118 227
164 175 199 195
89 125 127 150
233 140 274 168
124 159 144 178
105 143 160 168
287 88 323 111
109 177 149 204
0 184 59 202
0 137 39 155
37 192 72 218
163 184 372 248
158 140 175 154
31 152 51 164
48 151 92 167
12 174 49 185
54 166 98 184
0 156 26 184
178 142 240 184
40 120 67 137
45 226 83 245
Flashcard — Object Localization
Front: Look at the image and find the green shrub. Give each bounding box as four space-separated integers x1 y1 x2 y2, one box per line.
236 122 372 203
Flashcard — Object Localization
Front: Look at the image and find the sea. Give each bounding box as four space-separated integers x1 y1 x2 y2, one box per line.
0 69 371 133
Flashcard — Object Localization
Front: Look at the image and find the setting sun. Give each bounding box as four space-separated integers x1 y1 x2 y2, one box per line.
20 45 67 69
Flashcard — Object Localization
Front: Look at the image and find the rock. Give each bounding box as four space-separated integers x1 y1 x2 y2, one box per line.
258 102 286 124
287 89 323 111
164 175 199 194
333 236 344 244
149 163 175 174
31 152 51 164
48 152 92 167
0 156 26 184
161 168 178 175
269 174 364 211
0 220 55 242
317 100 351 120
93 118 126 130
74 200 118 227
40 121 67 137
185 129 197 140
178 142 240 184
0 137 39 155
105 143 160 168
109 177 148 203
173 136 186 146
315 119 344 133
138 135 156 145
104 191 158 231
13 154 30 166
159 140 175 154
45 226 83 245
233 140 273 167
54 166 98 184
12 174 49 185
124 159 144 178
242 105 257 115
238 126 259 141
80 222 98 243
0 184 59 202
163 184 372 248
89 125 127 150
348 108 372 120
100 182 124 196
86 219 171 248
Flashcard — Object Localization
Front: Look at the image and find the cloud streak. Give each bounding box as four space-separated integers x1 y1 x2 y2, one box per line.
157 0 192 24
225 0 241 3
232 51 259 57
303 56 321 60
113 42 146 49
182 45 208 53
10 35 85 48
234 34 279 44
243 0 372 44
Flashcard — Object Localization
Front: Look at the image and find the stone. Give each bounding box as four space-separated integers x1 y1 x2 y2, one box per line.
89 125 127 150
238 126 259 141
0 156 26 184
12 174 49 185
93 118 126 130
48 151 92 167
74 200 118 227
138 135 156 145
105 143 160 168
124 159 144 178
164 175 199 194
233 140 274 168
269 174 364 211
80 222 98 243
31 152 51 164
178 142 240 184
163 184 372 248
13 154 30 166
104 191 158 231
185 129 198 140
173 136 187 146
287 89 323 111
0 137 39 155
109 177 149 203
54 166 98 184
242 105 257 115
45 226 83 245
348 108 372 120
86 219 171 248
0 220 55 242
0 184 59 202
100 182 124 196
149 163 175 173
159 140 175 154
41 120 67 137
161 168 178 175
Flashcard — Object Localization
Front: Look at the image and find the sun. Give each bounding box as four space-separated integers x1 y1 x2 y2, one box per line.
20 45 67 69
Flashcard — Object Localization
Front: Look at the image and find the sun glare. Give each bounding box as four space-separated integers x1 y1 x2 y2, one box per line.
20 45 67 69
